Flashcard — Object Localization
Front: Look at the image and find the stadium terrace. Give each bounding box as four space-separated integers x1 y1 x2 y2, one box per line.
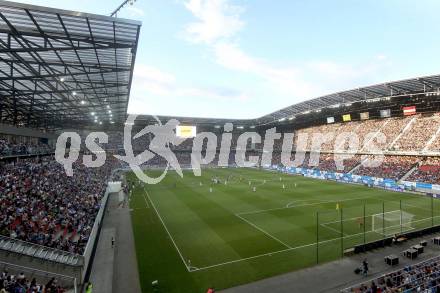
55 122 387 178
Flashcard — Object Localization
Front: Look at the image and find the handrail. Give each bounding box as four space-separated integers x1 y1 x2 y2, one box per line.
0 151 55 160
0 235 83 264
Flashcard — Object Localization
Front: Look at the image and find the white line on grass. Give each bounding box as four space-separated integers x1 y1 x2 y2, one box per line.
319 214 440 238
235 214 293 249
320 214 384 225
143 189 191 272
319 211 439 226
130 207 149 211
190 228 384 272
285 198 327 208
319 223 348 236
140 171 440 273
141 189 150 208
380 198 433 213
238 194 378 216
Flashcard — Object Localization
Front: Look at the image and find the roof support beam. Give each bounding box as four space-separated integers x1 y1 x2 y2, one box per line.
0 1 140 129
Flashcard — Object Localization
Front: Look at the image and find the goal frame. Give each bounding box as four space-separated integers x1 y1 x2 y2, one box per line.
371 210 414 236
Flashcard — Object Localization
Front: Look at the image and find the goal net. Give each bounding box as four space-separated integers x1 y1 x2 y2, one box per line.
371 210 414 236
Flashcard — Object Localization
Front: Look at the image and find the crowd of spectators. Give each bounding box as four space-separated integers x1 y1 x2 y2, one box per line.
0 156 114 254
356 119 386 151
0 139 53 157
129 146 440 184
122 120 440 183
407 157 440 184
270 152 361 173
295 123 341 151
314 154 361 173
121 114 440 155
293 116 426 152
392 114 440 152
131 130 256 153
0 270 64 293
346 256 440 293
354 156 419 181
106 131 124 151
130 150 243 168
376 117 412 150
429 128 440 152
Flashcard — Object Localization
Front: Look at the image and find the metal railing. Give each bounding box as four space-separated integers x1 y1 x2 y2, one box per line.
0 260 77 293
0 235 83 266
341 255 440 292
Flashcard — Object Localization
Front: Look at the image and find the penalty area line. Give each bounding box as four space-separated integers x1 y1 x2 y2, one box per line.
285 198 326 208
235 214 293 249
319 223 349 236
238 194 378 216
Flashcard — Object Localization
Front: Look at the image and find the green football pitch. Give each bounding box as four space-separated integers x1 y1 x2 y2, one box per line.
127 168 440 293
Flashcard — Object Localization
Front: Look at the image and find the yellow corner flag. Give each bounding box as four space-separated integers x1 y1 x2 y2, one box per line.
336 203 340 210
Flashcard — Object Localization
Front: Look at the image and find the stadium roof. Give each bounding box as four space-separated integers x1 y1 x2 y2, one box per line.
256 74 440 125
0 0 141 129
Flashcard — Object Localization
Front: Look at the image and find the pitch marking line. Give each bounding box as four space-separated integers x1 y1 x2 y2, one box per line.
321 215 369 225
319 215 440 238
319 223 349 236
235 214 293 249
319 210 435 226
143 189 191 272
130 207 149 211
190 228 385 272
238 194 378 216
140 185 440 273
285 198 327 208
141 188 150 208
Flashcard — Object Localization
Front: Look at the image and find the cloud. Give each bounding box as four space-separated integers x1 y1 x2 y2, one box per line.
125 6 145 17
181 1 319 98
183 0 244 44
130 63 248 101
305 57 393 91
213 42 316 97
181 0 393 107
134 64 175 85
213 42 257 72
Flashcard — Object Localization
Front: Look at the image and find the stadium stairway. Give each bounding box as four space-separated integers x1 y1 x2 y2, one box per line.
399 161 421 182
387 117 417 150
423 124 440 152
359 119 390 152
348 157 369 174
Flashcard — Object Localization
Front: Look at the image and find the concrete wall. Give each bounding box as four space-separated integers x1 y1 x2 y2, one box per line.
82 186 111 282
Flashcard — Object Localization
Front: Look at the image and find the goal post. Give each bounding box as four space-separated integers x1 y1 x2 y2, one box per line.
371 210 414 236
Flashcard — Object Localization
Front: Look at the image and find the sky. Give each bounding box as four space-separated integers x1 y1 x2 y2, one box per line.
16 0 440 119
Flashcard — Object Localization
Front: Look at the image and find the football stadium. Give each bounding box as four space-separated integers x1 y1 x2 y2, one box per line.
1 1 440 293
